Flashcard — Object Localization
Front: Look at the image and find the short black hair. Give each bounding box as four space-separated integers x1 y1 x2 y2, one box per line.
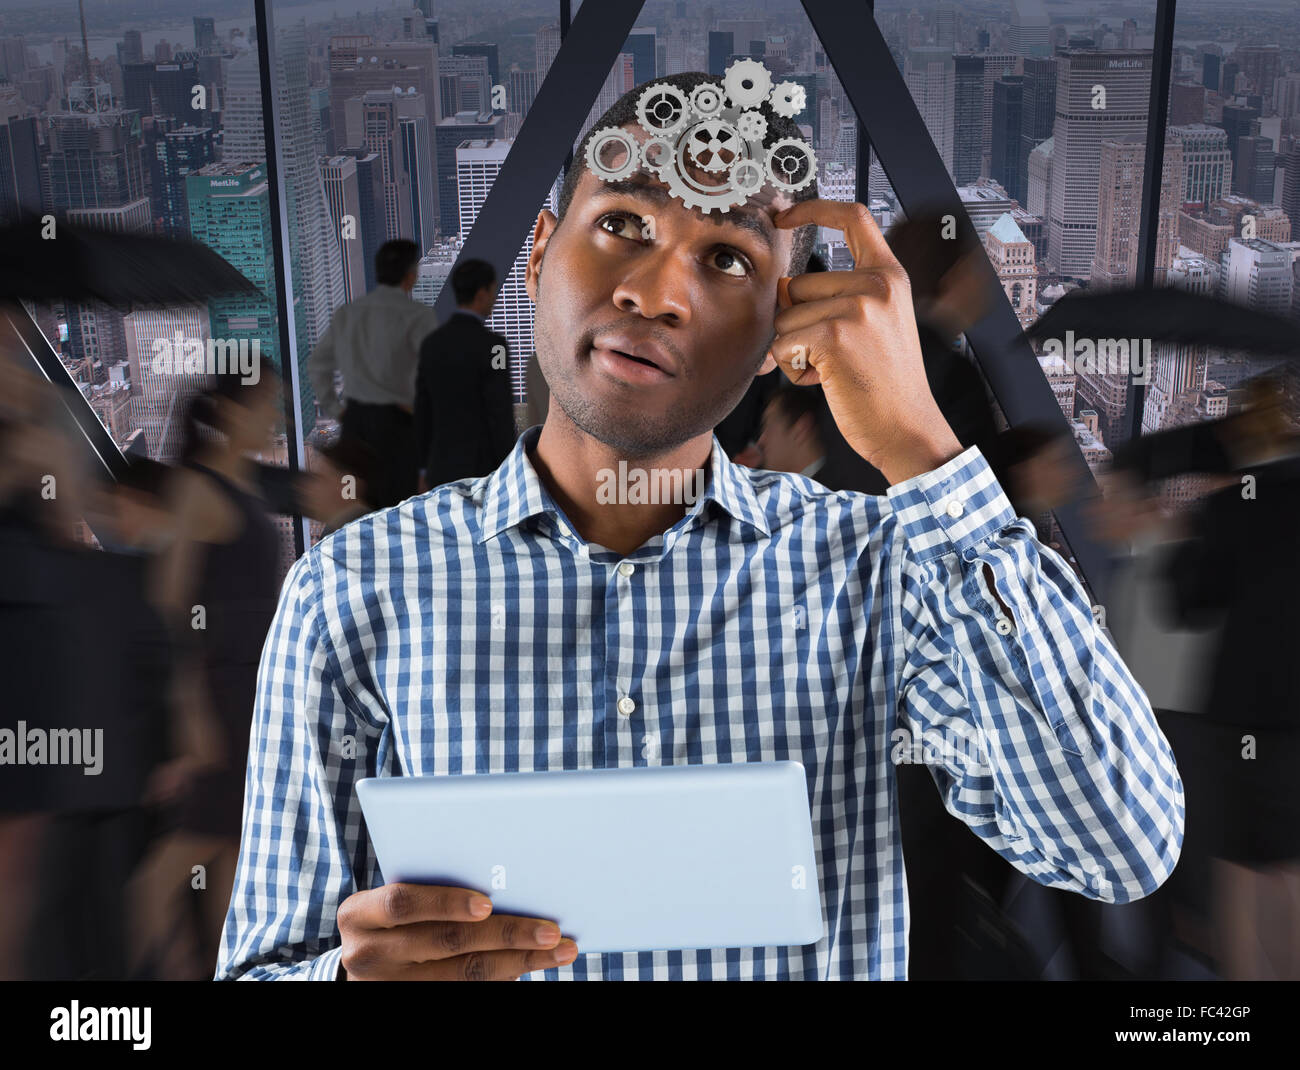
885 207 980 301
451 258 497 305
375 239 421 287
557 71 820 276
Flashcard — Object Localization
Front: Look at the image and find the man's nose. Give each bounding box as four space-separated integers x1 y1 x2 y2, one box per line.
611 248 692 323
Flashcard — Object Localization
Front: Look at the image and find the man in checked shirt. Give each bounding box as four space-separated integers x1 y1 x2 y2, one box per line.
217 74 1183 981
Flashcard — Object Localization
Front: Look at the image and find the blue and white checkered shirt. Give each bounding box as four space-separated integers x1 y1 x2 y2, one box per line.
216 424 1184 980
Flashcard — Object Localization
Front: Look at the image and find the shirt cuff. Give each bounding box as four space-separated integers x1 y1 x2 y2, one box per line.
307 944 346 981
885 444 1019 563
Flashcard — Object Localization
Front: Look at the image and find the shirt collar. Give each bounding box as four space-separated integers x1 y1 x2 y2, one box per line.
479 424 771 546
454 307 485 323
800 455 826 478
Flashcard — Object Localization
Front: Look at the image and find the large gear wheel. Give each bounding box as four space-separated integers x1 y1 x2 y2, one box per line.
635 83 690 138
585 126 640 182
663 134 752 215
686 119 742 173
688 82 726 119
723 59 773 109
769 81 807 118
766 137 817 193
735 110 768 142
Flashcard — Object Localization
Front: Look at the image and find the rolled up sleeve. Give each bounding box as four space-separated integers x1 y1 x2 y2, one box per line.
886 445 1184 903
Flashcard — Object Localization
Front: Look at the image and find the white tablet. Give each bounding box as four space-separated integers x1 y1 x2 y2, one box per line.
355 761 824 955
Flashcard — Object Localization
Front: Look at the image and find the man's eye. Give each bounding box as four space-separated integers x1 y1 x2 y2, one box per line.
598 213 643 239
712 249 751 277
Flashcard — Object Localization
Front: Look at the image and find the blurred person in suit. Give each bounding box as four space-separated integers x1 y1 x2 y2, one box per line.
414 258 517 490
127 365 281 980
309 240 439 509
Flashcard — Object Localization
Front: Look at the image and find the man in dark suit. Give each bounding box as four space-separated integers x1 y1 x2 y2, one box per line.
414 258 517 490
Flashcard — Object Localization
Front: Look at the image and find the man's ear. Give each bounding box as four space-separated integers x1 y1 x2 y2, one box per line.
757 350 778 375
525 209 558 302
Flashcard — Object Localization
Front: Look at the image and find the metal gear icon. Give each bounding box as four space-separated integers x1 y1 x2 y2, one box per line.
635 83 690 138
729 158 765 196
585 126 640 182
723 59 772 109
662 135 752 215
688 82 726 119
735 110 768 142
641 135 675 174
769 81 807 118
686 119 742 173
766 138 817 192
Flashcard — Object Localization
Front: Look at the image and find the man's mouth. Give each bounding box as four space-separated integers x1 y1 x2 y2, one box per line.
589 343 676 385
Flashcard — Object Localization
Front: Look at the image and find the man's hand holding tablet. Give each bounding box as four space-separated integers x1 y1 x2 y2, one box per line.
335 884 579 980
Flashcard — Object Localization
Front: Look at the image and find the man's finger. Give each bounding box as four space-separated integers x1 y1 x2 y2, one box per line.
775 295 876 338
339 883 494 931
774 199 896 271
782 268 892 308
389 942 580 981
385 915 567 964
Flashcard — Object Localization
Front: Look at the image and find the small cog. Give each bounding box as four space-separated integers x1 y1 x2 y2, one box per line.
585 126 640 182
641 136 674 174
686 119 741 173
730 158 765 196
688 82 726 119
635 83 690 138
766 137 817 192
736 110 768 142
769 81 807 118
723 59 773 109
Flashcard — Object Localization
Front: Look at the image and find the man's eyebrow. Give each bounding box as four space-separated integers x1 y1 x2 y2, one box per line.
588 175 777 253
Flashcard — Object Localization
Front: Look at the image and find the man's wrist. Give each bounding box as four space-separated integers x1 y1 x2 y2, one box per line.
877 427 965 486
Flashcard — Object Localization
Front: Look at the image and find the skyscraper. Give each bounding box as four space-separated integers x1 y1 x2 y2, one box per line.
953 56 985 185
1168 124 1232 207
707 32 733 77
150 123 216 236
625 29 656 87
434 110 505 237
123 305 210 462
535 24 561 84
1047 49 1154 277
906 47 955 175
344 90 415 244
1008 0 1051 58
453 42 500 89
1092 134 1183 288
1236 135 1276 204
456 139 556 403
399 110 436 254
321 154 367 303
0 97 41 223
991 75 1026 203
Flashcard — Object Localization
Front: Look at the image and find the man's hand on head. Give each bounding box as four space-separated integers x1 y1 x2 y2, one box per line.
768 199 963 485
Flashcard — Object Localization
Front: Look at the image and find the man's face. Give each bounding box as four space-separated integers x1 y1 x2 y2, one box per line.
526 125 796 457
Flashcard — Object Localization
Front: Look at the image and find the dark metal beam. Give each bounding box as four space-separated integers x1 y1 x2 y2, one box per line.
1126 0 1178 443
854 1 876 206
254 0 308 557
800 0 1114 600
433 0 646 325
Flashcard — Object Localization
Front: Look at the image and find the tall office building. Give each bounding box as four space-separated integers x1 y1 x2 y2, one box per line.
1203 53 1221 93
535 23 561 84
48 89 149 374
321 154 367 303
344 90 415 244
625 29 656 87
1236 135 1276 205
906 47 955 175
991 75 1025 201
1283 147 1300 245
123 305 210 463
980 54 1019 179
456 139 556 403
1168 124 1232 207
222 29 345 420
1008 0 1051 58
122 56 206 124
582 54 634 139
186 160 277 374
194 17 217 52
434 110 505 238
221 49 264 161
707 32 733 77
1169 82 1206 127
953 56 985 185
399 111 436 254
1234 45 1281 110
1225 238 1295 314
984 213 1038 327
328 37 441 151
0 97 41 223
1047 50 1154 278
453 42 499 89
1221 102 1260 183
440 54 491 118
1092 134 1183 288
508 67 539 119
150 123 216 236
339 147 386 293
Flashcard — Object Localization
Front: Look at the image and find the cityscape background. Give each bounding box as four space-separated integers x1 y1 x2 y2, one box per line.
2 0 1298 573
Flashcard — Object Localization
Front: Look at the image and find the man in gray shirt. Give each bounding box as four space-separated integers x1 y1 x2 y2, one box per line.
308 239 440 509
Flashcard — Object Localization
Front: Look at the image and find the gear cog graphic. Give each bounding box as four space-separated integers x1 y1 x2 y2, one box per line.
635 83 690 138
585 126 640 182
641 135 674 174
766 138 817 192
736 110 768 142
688 82 726 119
769 81 807 118
729 158 765 195
723 59 772 109
686 119 742 173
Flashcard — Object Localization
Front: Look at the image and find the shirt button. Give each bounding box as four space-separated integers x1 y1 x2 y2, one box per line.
995 617 1013 635
617 696 636 716
946 498 965 519
617 561 635 577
